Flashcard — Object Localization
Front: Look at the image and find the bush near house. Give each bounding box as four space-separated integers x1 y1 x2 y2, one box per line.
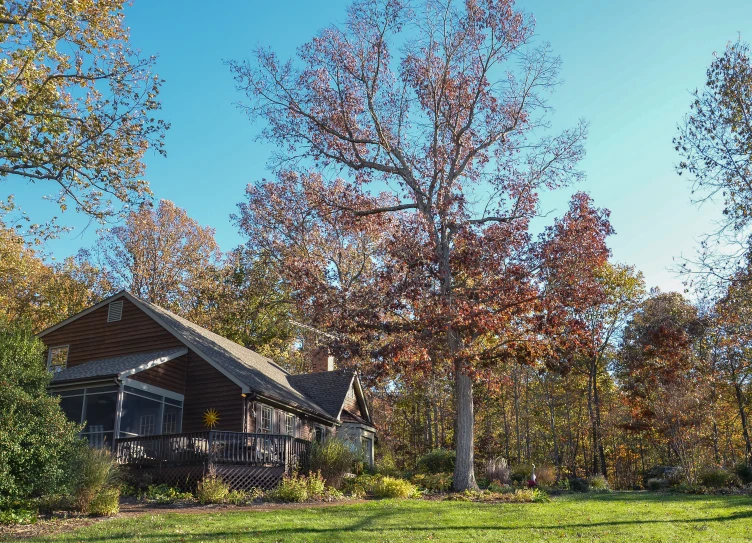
0 325 83 523
69 447 120 513
308 437 359 489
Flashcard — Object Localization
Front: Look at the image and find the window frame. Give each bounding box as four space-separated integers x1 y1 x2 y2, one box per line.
47 345 70 372
260 405 273 433
285 413 296 437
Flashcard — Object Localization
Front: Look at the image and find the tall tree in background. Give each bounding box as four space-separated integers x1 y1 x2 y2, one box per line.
0 0 167 232
93 200 222 321
578 263 645 476
231 0 598 489
712 271 752 461
675 38 752 283
0 220 110 331
615 292 709 479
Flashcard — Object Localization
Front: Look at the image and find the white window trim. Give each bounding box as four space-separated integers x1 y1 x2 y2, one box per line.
47 345 69 372
121 377 185 402
285 413 296 437
260 405 274 433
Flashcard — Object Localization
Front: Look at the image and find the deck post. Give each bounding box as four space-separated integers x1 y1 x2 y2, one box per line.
207 430 215 472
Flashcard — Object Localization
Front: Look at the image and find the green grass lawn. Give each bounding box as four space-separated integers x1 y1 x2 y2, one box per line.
30 492 752 543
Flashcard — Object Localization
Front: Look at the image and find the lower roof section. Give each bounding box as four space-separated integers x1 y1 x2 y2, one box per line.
49 348 188 385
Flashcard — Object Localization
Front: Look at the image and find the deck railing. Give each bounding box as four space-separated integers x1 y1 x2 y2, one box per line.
115 431 310 471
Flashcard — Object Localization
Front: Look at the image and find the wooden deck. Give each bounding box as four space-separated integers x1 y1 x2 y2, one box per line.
115 431 311 490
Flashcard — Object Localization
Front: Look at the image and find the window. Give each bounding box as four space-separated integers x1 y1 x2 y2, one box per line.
260 405 273 433
285 413 295 436
363 437 373 465
47 346 69 372
314 426 325 443
163 410 178 434
107 300 123 322
139 415 155 436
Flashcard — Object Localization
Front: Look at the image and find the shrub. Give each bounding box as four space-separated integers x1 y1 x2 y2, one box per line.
698 467 731 488
485 457 510 484
89 487 120 516
568 477 590 492
370 476 418 499
507 488 551 503
646 478 669 491
69 447 119 513
267 472 311 503
417 449 456 474
0 325 81 502
374 450 399 476
411 472 453 492
0 507 37 525
644 465 684 487
734 463 752 485
488 480 512 493
341 474 370 498
308 437 358 489
305 471 327 500
226 488 264 505
196 470 230 504
142 484 193 504
587 474 610 491
511 464 534 484
534 465 556 487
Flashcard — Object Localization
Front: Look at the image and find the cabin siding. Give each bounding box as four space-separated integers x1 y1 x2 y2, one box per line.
130 354 188 394
182 352 243 432
41 298 183 367
342 388 362 416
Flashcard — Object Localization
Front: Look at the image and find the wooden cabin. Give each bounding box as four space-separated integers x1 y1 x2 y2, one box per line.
37 291 376 489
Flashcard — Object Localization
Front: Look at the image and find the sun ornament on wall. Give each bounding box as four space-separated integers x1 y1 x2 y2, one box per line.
203 408 220 428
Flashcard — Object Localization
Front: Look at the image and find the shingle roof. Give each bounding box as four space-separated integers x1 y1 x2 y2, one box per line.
341 409 373 427
39 290 361 424
50 348 187 384
134 296 336 421
288 369 355 419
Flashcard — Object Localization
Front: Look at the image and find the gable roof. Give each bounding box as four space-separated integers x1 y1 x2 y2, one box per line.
288 369 356 420
38 291 340 423
49 348 188 384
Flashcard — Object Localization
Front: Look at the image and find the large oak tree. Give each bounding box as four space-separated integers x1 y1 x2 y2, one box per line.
231 0 605 489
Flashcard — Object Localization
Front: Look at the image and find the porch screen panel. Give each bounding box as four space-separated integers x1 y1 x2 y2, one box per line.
58 395 84 423
120 393 162 437
82 392 117 447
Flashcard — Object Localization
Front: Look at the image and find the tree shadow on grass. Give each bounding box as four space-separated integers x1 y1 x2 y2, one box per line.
64 504 752 542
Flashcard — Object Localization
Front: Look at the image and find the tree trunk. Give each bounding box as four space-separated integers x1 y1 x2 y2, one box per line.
734 381 752 462
453 359 478 491
592 365 607 476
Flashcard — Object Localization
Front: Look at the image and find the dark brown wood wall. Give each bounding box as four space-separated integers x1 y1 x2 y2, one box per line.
182 352 243 432
43 298 245 432
41 298 183 366
130 355 188 394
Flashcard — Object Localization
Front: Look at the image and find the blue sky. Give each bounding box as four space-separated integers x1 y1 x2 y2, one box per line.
11 0 752 293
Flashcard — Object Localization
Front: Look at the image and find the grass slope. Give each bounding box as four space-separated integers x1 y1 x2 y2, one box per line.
30 492 752 543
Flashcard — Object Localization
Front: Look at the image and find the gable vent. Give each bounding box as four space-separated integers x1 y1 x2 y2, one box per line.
107 300 124 322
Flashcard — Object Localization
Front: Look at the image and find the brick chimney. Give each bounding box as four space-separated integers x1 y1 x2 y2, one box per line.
312 346 335 373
